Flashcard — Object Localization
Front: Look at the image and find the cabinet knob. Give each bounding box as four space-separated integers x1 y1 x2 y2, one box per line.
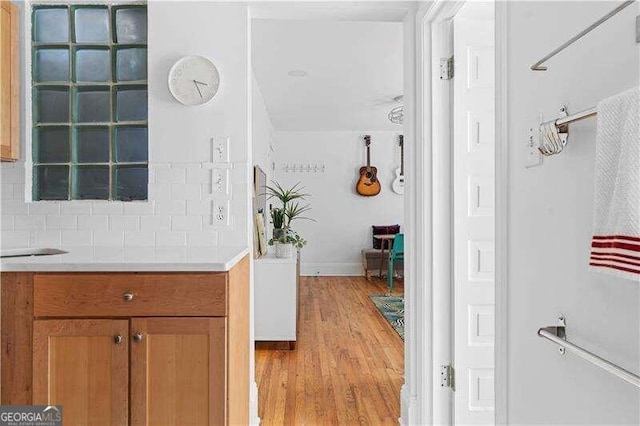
114 335 123 345
123 292 134 301
133 333 143 343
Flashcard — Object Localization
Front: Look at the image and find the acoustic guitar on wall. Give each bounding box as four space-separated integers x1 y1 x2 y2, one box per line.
356 135 382 196
391 135 404 195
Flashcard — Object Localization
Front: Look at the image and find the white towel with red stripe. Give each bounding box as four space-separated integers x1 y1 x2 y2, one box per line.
589 87 640 281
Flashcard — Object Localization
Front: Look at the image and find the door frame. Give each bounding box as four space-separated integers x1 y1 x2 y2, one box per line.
410 1 508 424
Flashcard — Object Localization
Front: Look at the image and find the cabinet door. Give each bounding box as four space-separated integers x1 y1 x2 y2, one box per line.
130 318 226 426
0 1 19 161
33 319 129 425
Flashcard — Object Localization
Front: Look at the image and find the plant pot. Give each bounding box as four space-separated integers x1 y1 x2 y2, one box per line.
273 228 286 240
275 242 294 258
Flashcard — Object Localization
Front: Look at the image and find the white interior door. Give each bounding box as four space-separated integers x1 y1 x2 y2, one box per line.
453 2 495 424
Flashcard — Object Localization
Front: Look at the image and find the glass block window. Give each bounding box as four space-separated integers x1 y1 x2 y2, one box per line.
31 4 148 201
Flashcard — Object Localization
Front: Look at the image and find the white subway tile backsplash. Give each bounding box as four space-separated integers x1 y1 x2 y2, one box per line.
186 200 211 216
1 184 14 199
155 200 186 215
12 184 24 199
29 230 61 247
156 230 186 246
1 215 15 230
171 216 202 232
124 231 156 247
46 215 78 230
91 202 124 215
123 202 155 215
61 230 92 246
93 230 124 246
187 230 219 247
14 215 46 230
1 230 30 248
3 200 28 215
154 167 186 184
60 202 92 215
110 216 139 231
0 160 241 250
186 167 210 184
0 164 24 183
140 215 171 231
170 184 201 201
148 183 171 201
28 202 61 215
78 215 109 230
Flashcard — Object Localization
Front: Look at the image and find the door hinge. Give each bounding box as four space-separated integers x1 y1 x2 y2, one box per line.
440 56 454 80
440 364 455 390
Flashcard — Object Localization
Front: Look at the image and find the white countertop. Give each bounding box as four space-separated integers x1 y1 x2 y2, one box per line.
0 246 249 272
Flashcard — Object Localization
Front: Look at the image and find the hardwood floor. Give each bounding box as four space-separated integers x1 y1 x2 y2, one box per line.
255 276 404 425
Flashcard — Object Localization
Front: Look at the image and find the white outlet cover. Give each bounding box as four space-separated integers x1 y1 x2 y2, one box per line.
211 200 230 226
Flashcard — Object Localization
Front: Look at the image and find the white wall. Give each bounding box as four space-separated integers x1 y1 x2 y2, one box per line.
1 1 251 251
507 2 639 424
251 72 275 185
274 131 404 275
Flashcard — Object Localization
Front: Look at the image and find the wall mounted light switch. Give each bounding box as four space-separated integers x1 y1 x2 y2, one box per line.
211 137 230 163
211 169 230 196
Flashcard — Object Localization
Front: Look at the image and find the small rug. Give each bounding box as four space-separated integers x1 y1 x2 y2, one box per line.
369 294 404 340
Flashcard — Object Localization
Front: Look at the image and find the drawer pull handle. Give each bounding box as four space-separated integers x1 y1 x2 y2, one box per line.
114 335 123 345
123 292 134 301
133 333 143 343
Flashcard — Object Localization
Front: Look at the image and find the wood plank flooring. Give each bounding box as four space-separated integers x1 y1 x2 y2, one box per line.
255 276 404 425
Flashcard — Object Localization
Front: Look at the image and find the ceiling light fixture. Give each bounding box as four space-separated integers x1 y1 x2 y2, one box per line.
388 95 403 125
287 70 308 77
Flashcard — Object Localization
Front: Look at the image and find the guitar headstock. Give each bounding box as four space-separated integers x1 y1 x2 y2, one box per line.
364 135 371 147
399 135 403 147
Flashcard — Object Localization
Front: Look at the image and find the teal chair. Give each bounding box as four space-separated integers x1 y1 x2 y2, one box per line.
387 233 404 291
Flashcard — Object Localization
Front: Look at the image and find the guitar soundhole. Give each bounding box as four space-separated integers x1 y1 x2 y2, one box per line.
365 171 373 178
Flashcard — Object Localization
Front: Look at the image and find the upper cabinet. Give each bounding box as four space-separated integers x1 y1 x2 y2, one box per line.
0 1 19 161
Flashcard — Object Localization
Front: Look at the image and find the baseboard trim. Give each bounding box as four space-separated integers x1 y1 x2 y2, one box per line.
250 380 260 425
400 384 419 425
300 262 363 276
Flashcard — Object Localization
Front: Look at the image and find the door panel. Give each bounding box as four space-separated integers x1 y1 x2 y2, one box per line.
130 317 226 426
453 2 495 424
32 319 129 426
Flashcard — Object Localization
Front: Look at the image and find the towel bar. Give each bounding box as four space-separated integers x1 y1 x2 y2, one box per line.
538 315 640 388
531 1 636 71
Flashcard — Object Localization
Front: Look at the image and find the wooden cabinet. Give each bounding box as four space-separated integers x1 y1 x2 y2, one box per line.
130 318 226 426
33 320 129 426
0 1 19 161
1 256 250 425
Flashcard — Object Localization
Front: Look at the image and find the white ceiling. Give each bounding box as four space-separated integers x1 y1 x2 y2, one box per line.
251 19 404 131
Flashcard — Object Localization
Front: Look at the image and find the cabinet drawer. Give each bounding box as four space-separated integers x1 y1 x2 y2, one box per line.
33 273 227 317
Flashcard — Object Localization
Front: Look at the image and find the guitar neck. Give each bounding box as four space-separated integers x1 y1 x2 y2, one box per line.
399 135 404 175
365 135 371 171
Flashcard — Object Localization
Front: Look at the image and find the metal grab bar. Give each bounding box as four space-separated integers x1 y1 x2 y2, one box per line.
554 107 597 128
538 317 640 388
531 0 636 71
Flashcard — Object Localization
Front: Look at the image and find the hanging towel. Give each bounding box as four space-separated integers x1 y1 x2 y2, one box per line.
589 87 640 281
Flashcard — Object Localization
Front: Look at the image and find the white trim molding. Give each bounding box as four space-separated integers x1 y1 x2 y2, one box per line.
400 3 430 425
494 1 509 424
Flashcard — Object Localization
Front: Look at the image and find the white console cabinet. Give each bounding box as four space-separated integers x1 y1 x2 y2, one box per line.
254 251 300 349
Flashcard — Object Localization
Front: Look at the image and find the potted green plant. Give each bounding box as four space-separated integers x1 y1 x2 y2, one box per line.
264 181 313 258
271 228 307 258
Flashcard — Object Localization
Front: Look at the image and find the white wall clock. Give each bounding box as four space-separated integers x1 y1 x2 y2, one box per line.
168 55 220 105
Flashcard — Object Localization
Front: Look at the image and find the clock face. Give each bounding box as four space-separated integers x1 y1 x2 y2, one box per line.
168 56 220 105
